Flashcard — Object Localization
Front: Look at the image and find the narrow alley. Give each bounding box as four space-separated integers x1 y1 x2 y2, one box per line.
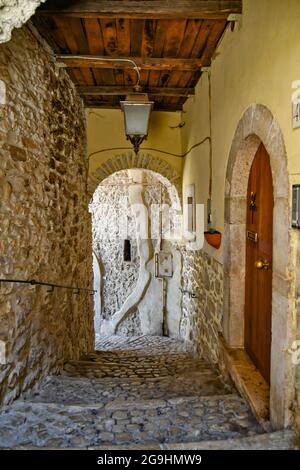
0 336 295 449
0 0 300 458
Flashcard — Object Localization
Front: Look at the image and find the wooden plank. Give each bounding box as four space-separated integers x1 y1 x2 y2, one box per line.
69 67 86 86
98 19 116 83
84 18 104 54
149 19 167 106
32 16 69 53
178 19 202 58
54 15 79 52
56 55 204 70
84 102 182 112
200 20 226 64
54 16 96 85
162 20 187 106
191 20 213 58
116 18 131 56
130 19 145 56
77 86 195 96
100 18 118 54
163 20 187 57
37 1 243 20
71 18 90 54
141 19 155 58
84 18 104 84
79 68 95 85
115 18 131 85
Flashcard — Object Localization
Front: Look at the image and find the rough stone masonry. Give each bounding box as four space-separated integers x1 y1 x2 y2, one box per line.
0 25 94 405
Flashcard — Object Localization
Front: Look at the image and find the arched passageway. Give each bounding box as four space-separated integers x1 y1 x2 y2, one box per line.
223 104 295 429
90 166 182 339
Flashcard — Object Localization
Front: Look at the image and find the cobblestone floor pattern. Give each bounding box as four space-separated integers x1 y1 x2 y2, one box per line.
0 335 293 449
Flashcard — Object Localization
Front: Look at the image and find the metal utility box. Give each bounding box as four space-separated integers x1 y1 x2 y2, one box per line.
292 185 300 229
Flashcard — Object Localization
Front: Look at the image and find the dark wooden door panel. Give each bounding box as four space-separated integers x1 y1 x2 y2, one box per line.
245 143 273 384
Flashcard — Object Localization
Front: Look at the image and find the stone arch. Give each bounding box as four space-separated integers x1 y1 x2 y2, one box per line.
223 104 294 429
87 152 182 204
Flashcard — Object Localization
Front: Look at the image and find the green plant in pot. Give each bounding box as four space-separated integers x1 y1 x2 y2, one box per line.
204 227 222 249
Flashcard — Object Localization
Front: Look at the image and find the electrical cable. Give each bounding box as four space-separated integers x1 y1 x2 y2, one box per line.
88 136 211 161
56 55 141 89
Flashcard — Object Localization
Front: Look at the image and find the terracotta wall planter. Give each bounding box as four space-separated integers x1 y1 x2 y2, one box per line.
204 231 222 249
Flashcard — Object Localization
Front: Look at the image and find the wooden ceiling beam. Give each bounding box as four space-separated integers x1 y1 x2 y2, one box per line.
77 85 195 97
37 1 242 20
57 55 204 70
85 103 182 112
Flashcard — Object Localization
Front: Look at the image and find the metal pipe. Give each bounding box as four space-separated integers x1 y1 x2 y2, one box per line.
56 55 141 89
0 278 96 294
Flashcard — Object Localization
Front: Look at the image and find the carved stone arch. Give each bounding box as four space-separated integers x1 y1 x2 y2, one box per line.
223 104 294 429
88 152 182 204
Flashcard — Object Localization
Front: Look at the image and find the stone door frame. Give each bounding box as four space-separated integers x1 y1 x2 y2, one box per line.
223 104 294 429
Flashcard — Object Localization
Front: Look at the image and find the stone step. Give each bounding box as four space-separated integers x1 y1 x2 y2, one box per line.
0 394 262 449
7 430 300 451
62 356 211 379
28 370 230 405
95 335 188 354
163 430 299 450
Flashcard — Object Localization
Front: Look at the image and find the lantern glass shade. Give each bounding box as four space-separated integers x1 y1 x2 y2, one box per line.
121 93 154 139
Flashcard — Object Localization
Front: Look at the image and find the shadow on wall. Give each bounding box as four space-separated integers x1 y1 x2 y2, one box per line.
90 168 182 339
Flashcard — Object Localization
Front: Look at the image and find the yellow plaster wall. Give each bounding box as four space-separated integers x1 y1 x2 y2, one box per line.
87 109 183 176
181 0 300 263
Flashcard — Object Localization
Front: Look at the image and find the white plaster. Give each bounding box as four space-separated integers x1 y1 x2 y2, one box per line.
0 80 6 105
0 1 46 43
101 171 152 334
138 274 163 336
95 168 182 337
92 251 102 336
0 340 6 365
166 248 182 337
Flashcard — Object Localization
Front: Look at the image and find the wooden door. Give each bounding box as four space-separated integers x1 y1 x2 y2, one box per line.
245 143 273 384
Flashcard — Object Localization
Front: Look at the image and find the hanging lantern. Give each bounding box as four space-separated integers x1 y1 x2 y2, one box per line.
120 93 154 155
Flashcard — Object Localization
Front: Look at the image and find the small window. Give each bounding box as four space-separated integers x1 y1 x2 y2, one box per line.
187 196 194 232
123 239 132 262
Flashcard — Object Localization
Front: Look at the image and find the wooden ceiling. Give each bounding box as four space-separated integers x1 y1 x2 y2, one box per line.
32 1 242 111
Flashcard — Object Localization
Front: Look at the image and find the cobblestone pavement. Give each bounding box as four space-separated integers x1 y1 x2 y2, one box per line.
0 336 297 449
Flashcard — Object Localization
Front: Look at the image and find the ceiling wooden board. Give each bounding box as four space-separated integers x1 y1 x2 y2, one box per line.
31 1 241 110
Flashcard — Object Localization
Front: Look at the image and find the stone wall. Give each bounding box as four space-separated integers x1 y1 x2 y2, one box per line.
180 249 223 365
0 26 94 404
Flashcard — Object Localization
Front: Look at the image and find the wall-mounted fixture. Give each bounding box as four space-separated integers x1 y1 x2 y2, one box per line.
292 185 300 228
169 121 186 129
58 55 154 156
184 184 196 237
120 93 154 155
207 198 212 225
155 252 173 278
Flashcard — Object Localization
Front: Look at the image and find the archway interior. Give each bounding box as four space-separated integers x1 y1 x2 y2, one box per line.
90 168 182 340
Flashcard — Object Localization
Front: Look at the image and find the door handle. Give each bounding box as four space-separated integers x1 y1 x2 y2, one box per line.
255 260 270 270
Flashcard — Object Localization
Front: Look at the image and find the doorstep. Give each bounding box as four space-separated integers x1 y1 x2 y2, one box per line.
219 335 270 430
